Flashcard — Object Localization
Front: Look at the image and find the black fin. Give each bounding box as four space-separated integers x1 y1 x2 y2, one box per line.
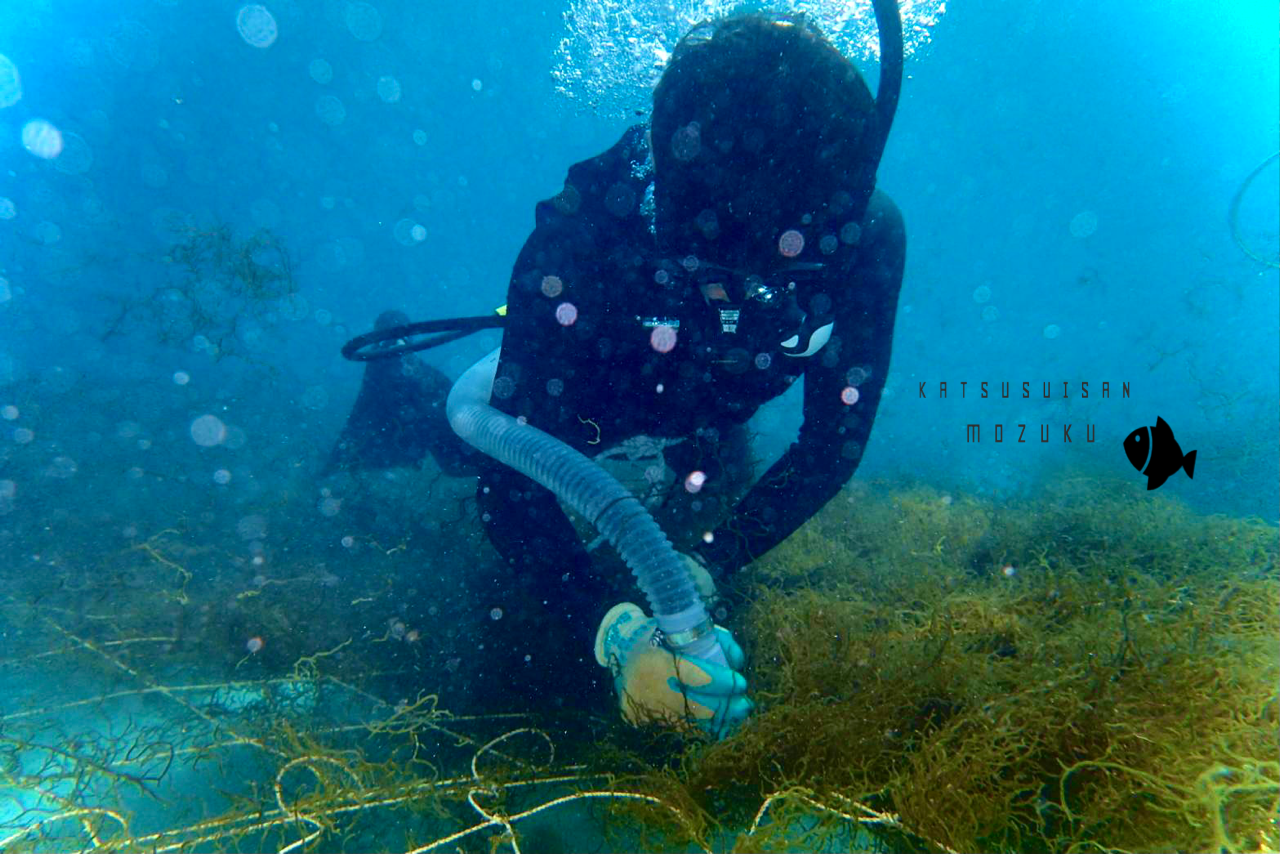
1182 449 1196 479
1153 416 1175 444
327 345 476 475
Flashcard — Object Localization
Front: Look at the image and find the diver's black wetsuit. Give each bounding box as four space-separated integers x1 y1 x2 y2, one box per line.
475 124 904 705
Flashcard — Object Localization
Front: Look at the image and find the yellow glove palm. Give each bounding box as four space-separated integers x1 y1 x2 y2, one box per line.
595 603 751 737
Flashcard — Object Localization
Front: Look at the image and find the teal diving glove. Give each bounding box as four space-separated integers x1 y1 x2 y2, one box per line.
594 602 753 738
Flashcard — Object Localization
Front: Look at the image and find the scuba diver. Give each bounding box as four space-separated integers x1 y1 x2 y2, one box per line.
333 2 905 732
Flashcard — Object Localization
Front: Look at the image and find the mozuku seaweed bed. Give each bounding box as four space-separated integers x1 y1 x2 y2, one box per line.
0 475 1275 853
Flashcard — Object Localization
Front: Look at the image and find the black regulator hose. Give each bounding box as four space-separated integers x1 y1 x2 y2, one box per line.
866 0 904 170
341 314 505 362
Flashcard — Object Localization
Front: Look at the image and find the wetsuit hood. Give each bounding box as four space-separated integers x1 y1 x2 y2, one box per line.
650 6 902 271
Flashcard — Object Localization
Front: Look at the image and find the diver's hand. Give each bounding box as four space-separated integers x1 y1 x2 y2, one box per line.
594 603 752 738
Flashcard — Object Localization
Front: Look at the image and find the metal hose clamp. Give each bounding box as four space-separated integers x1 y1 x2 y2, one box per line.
660 618 715 651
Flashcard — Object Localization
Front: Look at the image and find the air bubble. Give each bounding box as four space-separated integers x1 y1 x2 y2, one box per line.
778 230 805 258
22 120 63 159
555 302 578 326
671 123 701 161
393 218 421 246
315 95 346 126
0 54 21 108
650 325 677 353
345 2 383 41
550 0 947 119
236 5 278 49
45 456 78 479
377 75 402 103
541 275 564 298
1069 211 1098 238
309 58 333 84
190 415 227 447
491 376 515 400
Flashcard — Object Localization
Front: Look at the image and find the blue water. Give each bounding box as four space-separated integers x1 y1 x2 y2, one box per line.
1 0 1275 521
0 0 1276 849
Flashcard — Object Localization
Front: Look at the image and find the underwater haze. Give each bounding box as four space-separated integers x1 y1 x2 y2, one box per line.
0 0 1277 851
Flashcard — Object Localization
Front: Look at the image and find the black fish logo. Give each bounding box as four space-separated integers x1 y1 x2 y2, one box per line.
1124 416 1196 490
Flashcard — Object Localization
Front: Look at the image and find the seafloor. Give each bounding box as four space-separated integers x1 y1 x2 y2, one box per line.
0 436 1275 853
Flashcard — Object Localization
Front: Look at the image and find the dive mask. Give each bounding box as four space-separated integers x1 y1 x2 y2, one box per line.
669 259 835 358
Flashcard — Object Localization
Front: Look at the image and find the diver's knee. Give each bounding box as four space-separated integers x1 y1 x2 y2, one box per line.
862 190 904 246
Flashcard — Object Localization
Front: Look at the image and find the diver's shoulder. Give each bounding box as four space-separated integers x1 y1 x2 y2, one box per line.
564 123 651 183
536 124 652 229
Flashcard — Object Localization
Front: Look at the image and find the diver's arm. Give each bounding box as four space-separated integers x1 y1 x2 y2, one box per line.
474 129 650 636
475 209 600 595
697 191 905 576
